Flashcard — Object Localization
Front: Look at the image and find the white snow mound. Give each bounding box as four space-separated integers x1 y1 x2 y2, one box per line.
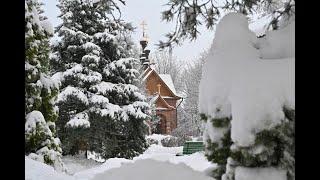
25 156 74 180
91 159 214 180
199 13 295 146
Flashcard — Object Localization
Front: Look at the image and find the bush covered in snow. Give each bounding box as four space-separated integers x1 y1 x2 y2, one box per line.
171 128 193 146
148 135 188 147
146 134 170 146
146 133 191 147
25 112 64 171
146 137 159 146
199 13 294 180
161 136 180 147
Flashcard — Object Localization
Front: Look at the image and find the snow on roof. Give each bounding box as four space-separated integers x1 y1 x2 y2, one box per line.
159 74 176 95
149 95 175 109
139 67 150 79
142 67 149 74
140 66 178 97
142 69 154 81
161 96 175 99
156 107 171 110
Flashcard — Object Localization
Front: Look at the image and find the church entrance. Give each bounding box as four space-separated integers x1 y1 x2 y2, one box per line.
157 114 167 134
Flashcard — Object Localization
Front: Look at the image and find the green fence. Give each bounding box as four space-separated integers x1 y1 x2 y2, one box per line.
182 141 204 155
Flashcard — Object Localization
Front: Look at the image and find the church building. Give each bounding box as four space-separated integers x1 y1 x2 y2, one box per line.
139 22 182 134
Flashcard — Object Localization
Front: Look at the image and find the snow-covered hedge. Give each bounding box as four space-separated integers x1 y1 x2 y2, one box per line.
171 129 193 146
161 136 180 147
146 134 192 147
146 134 170 146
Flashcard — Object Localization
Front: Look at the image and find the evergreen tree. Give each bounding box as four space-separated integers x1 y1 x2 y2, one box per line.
136 67 159 135
51 0 149 159
149 104 160 134
200 113 232 179
25 0 65 171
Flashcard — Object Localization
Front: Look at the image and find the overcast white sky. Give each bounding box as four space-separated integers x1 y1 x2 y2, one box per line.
42 0 215 62
42 0 267 63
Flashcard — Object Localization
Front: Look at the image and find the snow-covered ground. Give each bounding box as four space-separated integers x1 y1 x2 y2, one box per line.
26 144 216 180
62 155 101 175
25 156 73 180
91 159 213 180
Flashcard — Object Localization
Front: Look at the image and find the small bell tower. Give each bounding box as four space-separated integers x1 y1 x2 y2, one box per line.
139 20 150 69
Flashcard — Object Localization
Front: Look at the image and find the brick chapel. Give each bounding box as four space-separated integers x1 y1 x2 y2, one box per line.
139 22 182 135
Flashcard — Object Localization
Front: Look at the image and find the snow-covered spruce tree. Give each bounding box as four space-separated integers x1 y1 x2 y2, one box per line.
200 113 232 179
51 0 149 159
199 13 294 180
136 69 159 135
25 0 65 171
149 103 160 134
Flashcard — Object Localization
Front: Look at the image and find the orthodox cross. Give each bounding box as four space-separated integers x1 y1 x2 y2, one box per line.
141 20 148 39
